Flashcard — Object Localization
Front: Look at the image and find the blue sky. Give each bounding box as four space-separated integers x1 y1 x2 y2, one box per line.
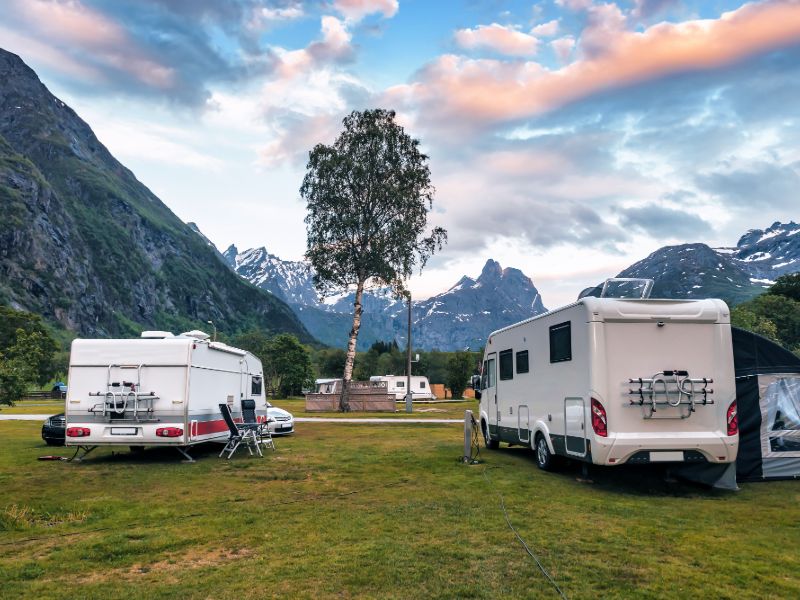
1 0 799 306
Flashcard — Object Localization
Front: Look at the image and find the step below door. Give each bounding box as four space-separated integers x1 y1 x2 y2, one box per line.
564 398 586 457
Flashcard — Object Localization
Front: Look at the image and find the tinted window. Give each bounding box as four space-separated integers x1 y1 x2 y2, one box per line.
420 380 426 388
516 350 529 374
549 322 572 363
397 381 405 388
251 376 263 396
499 349 513 380
483 358 496 389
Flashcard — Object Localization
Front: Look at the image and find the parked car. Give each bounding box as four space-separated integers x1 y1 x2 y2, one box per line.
267 402 294 435
42 413 66 446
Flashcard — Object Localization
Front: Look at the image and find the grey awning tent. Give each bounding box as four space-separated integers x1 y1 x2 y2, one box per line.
732 327 800 481
675 327 800 488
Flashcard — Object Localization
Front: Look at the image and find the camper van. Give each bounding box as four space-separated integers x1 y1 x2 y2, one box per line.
64 330 267 460
477 288 739 470
369 375 434 400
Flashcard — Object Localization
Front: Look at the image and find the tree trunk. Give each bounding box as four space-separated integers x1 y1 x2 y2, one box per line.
341 279 365 412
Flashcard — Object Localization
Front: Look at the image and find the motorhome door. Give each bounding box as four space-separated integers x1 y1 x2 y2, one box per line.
484 353 498 430
564 398 587 456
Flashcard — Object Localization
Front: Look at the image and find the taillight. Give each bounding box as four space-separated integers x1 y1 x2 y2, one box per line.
156 427 183 438
66 427 91 437
591 398 607 437
727 400 738 436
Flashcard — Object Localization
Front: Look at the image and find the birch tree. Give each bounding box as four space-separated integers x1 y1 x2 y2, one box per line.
301 109 446 411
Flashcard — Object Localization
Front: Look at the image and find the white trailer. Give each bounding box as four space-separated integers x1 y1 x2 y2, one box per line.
369 375 434 400
476 294 739 470
64 330 267 461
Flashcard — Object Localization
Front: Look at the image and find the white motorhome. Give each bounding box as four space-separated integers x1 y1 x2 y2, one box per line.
476 289 739 470
369 375 434 400
64 330 267 460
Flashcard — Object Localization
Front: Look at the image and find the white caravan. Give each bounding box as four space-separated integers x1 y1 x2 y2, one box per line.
64 330 267 460
369 375 434 400
476 292 739 470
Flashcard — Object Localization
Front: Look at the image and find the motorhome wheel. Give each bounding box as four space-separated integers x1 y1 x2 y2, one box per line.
482 420 499 449
535 434 554 471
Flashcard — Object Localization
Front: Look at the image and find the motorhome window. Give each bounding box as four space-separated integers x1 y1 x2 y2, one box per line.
420 381 426 388
251 376 263 396
516 350 529 374
397 381 405 388
486 358 496 388
499 350 513 380
549 322 572 363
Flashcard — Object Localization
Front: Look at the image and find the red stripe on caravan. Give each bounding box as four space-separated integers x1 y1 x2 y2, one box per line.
195 419 229 435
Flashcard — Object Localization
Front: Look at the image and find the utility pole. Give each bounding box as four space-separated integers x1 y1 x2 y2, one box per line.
405 292 413 413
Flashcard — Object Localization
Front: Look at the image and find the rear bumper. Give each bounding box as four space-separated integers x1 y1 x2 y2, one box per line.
593 432 738 465
64 422 190 446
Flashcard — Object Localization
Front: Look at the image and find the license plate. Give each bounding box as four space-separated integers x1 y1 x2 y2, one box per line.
110 427 137 436
650 451 684 462
279 425 290 430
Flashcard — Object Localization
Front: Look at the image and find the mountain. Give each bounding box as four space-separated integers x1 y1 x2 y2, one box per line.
225 244 547 350
0 48 314 342
612 221 800 305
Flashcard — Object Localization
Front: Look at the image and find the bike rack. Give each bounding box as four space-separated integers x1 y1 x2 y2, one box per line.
627 370 714 419
88 364 160 422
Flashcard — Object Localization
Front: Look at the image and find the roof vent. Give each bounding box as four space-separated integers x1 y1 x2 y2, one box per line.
180 330 210 341
141 331 174 339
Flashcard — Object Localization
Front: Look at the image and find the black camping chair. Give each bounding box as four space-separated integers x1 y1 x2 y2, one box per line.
241 398 275 452
218 403 262 459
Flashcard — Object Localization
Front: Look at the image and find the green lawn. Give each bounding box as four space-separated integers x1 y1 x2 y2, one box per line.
0 400 65 415
0 421 798 599
276 397 477 419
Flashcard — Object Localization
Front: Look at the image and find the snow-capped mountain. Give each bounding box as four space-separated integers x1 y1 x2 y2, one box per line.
720 221 800 282
223 244 547 350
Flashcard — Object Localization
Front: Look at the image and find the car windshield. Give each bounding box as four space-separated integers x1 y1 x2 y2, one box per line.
266 402 273 408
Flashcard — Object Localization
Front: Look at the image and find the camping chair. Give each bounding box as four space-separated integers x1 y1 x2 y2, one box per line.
218 403 262 459
241 398 275 452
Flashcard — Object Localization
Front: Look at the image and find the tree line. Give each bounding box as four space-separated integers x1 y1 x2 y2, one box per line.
731 273 800 355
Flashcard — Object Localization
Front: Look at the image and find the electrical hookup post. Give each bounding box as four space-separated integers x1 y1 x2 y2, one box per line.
462 409 479 464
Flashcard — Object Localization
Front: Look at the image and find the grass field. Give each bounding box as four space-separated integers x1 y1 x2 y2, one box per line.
1 420 798 599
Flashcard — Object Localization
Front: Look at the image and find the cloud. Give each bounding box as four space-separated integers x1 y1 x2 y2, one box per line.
332 0 398 22
550 36 576 63
695 161 800 210
454 23 540 57
273 16 354 79
393 1 800 131
531 19 560 37
617 204 711 239
631 0 681 20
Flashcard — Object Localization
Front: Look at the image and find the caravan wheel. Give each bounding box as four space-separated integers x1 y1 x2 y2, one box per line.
535 434 555 471
482 420 499 450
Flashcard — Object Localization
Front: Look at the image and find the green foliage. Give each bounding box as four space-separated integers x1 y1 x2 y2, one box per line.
315 348 347 378
731 292 800 354
268 334 313 399
768 272 800 302
445 352 476 399
301 109 447 296
0 328 57 405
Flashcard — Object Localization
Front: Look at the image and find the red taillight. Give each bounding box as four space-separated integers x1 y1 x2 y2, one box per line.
591 398 607 437
66 427 91 437
727 400 738 436
156 427 183 438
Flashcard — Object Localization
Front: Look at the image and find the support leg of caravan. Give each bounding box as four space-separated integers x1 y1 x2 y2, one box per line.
176 447 195 463
68 445 98 462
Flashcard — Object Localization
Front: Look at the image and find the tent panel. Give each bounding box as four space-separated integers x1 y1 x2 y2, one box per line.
735 376 764 481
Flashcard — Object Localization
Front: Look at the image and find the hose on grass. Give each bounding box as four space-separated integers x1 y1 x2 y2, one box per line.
482 468 568 600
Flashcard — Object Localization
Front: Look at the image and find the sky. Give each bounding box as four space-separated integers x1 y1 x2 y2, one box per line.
2 0 800 307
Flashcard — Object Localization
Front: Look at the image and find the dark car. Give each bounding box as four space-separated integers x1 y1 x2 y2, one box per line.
42 413 66 446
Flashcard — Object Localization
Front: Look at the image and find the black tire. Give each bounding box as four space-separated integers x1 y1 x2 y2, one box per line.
482 421 499 449
44 438 63 447
535 433 555 471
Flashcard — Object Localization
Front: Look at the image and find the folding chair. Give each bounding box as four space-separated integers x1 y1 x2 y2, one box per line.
218 403 262 459
241 399 275 452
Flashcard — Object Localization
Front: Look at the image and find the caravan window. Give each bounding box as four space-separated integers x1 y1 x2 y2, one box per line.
516 350 529 374
549 322 572 363
251 376 263 396
397 381 405 388
420 380 426 389
499 350 513 380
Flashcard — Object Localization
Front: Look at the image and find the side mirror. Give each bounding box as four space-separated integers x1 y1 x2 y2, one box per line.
470 374 482 400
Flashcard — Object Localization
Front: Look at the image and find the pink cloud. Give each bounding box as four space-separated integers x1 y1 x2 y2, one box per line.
454 23 540 57
332 0 399 22
6 0 175 89
531 19 560 37
551 36 576 63
393 1 800 128
275 16 353 79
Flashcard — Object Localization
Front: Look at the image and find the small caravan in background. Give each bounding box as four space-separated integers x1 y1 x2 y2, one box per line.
476 279 739 470
64 330 267 460
369 375 434 400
